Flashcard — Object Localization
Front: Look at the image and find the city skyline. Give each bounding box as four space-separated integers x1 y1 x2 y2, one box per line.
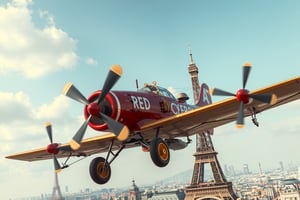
1 0 300 199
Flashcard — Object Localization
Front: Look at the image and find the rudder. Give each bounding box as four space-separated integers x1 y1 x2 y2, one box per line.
196 83 212 107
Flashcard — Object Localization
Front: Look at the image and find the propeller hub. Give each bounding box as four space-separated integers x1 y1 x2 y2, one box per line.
236 89 249 104
47 143 59 154
87 102 101 116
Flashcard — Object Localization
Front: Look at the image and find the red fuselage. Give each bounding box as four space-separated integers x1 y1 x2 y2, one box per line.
83 88 196 133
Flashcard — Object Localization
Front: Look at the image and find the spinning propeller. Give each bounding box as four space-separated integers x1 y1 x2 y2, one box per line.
45 122 62 173
209 62 277 128
63 64 129 150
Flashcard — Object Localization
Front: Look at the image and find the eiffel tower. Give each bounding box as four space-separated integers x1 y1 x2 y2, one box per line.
51 172 64 200
184 52 237 200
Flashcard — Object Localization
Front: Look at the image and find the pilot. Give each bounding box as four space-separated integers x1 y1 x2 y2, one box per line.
144 81 159 94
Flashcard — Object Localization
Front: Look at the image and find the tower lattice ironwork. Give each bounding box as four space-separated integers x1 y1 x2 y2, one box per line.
51 172 64 200
184 52 237 200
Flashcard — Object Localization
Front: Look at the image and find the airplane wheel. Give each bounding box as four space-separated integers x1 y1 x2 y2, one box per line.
89 157 111 184
150 137 170 167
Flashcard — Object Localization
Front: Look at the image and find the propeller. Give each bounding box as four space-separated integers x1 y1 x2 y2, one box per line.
45 122 62 173
209 62 277 128
63 64 129 150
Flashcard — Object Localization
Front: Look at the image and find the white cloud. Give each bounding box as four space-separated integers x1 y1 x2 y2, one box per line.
0 0 78 79
85 57 98 66
0 91 33 123
0 91 77 144
34 95 71 122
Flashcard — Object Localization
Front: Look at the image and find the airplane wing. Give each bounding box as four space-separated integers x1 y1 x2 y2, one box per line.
5 133 125 161
139 75 300 140
6 76 300 162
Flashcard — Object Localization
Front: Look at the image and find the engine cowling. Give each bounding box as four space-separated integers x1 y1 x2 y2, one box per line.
83 91 119 131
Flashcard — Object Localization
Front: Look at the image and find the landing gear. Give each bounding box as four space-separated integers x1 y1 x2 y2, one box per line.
89 157 111 184
150 137 170 167
250 107 259 127
88 136 171 185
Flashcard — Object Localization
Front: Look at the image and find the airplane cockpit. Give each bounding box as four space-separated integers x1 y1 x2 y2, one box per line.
140 81 176 99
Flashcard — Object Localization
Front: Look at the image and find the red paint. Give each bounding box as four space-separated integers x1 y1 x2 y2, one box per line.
47 143 59 154
87 102 100 116
84 91 119 131
81 83 211 133
236 89 249 104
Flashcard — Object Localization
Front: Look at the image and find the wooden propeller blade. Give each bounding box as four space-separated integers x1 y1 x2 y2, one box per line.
53 155 62 173
62 83 89 105
210 88 236 97
250 93 277 105
242 62 252 89
45 122 53 144
236 102 244 128
100 113 129 141
96 65 123 104
69 116 91 150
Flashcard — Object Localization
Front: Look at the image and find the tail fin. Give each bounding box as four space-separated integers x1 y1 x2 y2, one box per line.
196 83 212 107
196 83 214 135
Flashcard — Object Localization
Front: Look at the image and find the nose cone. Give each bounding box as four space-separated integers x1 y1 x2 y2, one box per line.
87 102 101 116
47 143 59 154
236 89 249 104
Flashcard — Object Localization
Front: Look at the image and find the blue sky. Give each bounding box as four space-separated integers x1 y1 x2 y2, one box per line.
1 0 300 199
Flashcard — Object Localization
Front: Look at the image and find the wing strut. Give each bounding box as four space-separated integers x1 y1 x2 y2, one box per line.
104 139 125 166
155 127 161 138
249 107 259 127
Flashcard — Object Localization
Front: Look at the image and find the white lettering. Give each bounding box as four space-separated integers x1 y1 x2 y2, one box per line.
171 103 193 114
171 103 178 114
202 88 210 104
131 96 151 110
144 97 151 110
131 96 139 109
138 96 144 109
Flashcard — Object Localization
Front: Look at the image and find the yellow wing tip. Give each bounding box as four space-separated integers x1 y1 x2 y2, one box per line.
116 126 129 141
70 139 80 150
55 169 62 173
111 64 123 76
62 82 73 95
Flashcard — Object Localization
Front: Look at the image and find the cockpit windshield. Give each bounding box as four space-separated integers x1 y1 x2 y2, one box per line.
139 81 176 99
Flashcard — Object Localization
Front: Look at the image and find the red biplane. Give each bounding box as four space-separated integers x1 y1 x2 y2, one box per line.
6 63 300 184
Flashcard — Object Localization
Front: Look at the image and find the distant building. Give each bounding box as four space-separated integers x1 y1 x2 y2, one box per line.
280 161 284 171
145 189 185 200
243 164 250 175
278 178 300 200
228 165 236 176
128 180 141 200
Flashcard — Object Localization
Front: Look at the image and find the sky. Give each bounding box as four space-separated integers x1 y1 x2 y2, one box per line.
1 0 300 199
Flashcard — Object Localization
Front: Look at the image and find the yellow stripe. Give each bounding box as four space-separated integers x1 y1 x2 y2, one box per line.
117 126 129 141
111 64 123 76
270 94 278 105
209 88 215 96
45 122 52 127
62 82 73 95
243 62 252 67
70 139 80 150
236 124 244 129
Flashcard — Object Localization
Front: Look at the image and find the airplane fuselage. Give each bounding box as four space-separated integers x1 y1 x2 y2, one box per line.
83 89 196 133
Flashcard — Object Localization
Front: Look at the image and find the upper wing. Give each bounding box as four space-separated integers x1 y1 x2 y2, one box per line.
139 76 300 140
6 132 124 161
6 76 300 162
